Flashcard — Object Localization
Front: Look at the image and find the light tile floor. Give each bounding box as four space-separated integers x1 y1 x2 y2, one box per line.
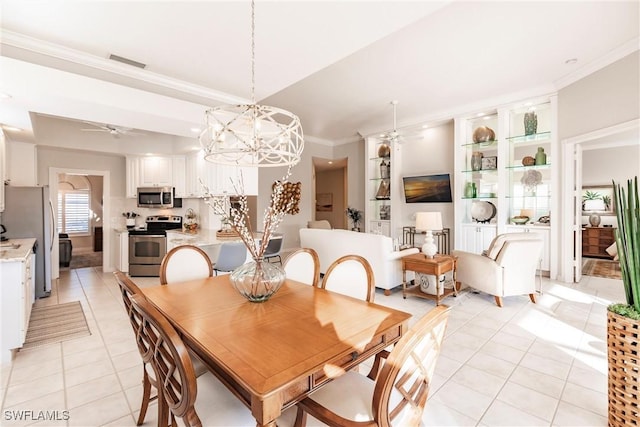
0 267 622 426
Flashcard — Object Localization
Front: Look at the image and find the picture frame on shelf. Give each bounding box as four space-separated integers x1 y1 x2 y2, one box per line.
582 185 615 215
481 156 497 170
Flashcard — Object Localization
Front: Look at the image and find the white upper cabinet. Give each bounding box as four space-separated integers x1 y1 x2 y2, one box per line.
125 153 259 199
5 141 37 186
125 156 139 198
172 156 186 198
217 165 258 196
139 156 173 187
185 151 207 198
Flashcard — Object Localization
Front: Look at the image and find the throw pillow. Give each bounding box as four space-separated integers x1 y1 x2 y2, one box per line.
605 242 619 261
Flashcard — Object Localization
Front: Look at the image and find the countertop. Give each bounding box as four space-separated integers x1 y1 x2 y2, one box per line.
0 238 36 262
166 229 243 247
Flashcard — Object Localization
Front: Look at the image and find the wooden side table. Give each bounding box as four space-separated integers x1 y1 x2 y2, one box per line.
402 253 459 306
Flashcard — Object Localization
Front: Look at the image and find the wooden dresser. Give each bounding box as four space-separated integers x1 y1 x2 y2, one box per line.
582 227 615 258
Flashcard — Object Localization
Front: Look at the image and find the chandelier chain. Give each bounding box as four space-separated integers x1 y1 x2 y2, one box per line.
251 0 256 105
199 0 304 167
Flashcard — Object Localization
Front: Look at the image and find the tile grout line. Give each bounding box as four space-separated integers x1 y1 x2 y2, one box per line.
68 268 137 425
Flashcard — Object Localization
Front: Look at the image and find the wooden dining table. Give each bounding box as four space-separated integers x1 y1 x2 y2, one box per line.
142 275 411 427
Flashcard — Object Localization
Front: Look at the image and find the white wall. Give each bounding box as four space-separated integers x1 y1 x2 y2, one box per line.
582 144 639 187
559 51 639 141
334 139 365 221
581 144 640 227
397 121 455 246
558 51 640 280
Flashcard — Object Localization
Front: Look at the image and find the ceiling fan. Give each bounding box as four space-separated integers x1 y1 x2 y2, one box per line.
379 100 402 144
81 121 145 138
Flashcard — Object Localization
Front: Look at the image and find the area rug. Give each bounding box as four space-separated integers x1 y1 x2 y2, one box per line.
583 258 622 280
22 301 91 349
69 251 103 269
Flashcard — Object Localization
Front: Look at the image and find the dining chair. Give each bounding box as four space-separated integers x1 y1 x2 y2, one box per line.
320 254 375 302
294 305 451 427
213 241 248 275
128 293 295 427
283 248 320 287
264 234 284 265
114 271 208 426
160 245 213 285
114 271 161 426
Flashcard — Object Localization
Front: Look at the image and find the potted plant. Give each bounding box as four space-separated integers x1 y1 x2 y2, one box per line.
346 207 363 232
608 176 639 426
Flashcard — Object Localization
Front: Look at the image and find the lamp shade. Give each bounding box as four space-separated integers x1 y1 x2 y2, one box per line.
415 212 443 231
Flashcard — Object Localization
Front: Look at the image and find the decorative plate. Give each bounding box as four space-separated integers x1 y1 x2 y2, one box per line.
471 201 496 223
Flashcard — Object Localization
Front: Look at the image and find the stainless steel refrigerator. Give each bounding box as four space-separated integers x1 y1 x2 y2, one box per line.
2 185 54 298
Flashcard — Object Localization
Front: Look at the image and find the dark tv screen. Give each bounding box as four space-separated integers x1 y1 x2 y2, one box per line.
403 174 453 203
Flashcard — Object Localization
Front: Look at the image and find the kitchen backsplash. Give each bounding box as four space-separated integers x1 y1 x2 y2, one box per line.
110 196 257 231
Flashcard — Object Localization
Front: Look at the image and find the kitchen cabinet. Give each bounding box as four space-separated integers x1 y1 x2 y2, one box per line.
506 225 550 271
113 230 129 272
126 155 187 197
460 224 497 255
125 156 139 198
139 156 173 187
184 151 208 197
6 141 37 186
0 238 36 363
172 156 186 197
217 165 258 196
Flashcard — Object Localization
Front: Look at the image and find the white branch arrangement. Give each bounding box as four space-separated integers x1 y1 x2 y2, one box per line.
200 166 295 260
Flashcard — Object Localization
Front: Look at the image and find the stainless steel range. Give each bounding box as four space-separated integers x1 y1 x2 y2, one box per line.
129 215 182 277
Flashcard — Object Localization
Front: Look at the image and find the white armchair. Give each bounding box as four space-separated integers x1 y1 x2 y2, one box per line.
452 233 543 307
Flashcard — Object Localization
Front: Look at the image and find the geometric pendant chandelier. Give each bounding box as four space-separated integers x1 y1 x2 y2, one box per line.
199 0 304 167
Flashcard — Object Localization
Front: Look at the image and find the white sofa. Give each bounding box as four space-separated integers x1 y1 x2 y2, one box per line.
299 228 419 294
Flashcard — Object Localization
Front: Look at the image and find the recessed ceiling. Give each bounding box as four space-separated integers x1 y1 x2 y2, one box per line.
0 1 637 147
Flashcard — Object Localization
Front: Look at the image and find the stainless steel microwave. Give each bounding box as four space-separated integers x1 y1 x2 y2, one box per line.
137 187 174 208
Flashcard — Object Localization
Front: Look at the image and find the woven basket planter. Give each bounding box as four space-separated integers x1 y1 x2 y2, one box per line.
607 310 639 426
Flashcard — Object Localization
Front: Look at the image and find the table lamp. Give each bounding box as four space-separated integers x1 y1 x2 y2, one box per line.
415 212 443 258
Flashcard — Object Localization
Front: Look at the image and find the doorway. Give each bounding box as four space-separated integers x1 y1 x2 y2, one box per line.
49 168 111 279
312 157 348 229
57 173 104 269
560 119 639 282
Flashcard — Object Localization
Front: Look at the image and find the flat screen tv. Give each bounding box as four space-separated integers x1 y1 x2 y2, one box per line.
403 173 453 203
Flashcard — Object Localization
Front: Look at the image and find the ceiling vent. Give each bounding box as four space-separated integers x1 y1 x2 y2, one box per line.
108 54 146 69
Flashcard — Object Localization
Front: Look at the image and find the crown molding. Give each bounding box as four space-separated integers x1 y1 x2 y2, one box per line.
304 135 336 147
554 37 639 90
1 30 249 106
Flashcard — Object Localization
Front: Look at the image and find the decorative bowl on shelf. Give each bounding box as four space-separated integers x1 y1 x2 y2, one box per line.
522 156 535 166
511 216 530 225
377 143 391 158
472 126 495 143
471 201 496 223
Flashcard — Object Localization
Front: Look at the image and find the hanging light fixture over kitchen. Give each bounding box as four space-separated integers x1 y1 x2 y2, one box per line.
199 0 304 167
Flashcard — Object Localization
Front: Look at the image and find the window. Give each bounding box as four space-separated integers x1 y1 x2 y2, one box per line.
58 190 90 234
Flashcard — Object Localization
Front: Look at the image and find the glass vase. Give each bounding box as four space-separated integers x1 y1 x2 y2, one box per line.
230 257 285 303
